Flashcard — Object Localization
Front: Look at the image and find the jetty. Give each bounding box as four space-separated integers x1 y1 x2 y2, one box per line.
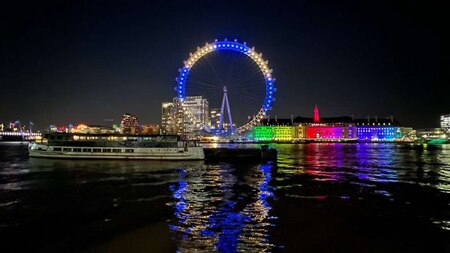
204 145 277 162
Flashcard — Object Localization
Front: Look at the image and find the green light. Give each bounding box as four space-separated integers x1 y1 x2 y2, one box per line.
251 126 295 141
427 139 448 145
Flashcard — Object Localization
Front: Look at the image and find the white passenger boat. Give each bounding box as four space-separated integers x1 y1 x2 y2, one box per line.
29 133 204 160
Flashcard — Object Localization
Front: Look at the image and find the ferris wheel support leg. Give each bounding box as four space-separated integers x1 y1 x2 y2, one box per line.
225 93 233 133
219 91 226 133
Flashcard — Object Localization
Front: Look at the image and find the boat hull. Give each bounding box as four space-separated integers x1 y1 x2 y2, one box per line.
28 143 205 160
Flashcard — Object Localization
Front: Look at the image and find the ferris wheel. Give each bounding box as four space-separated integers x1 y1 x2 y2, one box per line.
175 39 276 134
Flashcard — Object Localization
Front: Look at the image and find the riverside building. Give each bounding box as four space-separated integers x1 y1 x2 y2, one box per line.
249 106 407 142
161 96 209 135
441 115 450 130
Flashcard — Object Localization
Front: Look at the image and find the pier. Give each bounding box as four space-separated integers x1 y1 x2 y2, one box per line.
204 145 277 162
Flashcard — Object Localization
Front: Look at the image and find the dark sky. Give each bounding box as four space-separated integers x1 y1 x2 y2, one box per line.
1 0 448 129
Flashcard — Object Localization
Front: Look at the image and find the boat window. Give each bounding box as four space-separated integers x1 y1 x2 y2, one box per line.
102 149 111 152
93 148 101 152
125 149 134 153
113 149 122 153
73 148 82 152
82 148 91 152
53 148 62 151
63 148 71 152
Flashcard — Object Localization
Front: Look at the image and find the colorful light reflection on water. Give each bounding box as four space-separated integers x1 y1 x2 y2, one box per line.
169 162 276 252
1 143 450 252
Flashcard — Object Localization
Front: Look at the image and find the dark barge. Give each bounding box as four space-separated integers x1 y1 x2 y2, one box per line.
204 145 277 162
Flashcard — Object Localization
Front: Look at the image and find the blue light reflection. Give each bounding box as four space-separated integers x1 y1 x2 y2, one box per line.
169 163 277 252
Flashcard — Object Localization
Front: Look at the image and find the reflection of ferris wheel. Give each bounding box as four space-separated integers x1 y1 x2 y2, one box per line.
175 39 276 134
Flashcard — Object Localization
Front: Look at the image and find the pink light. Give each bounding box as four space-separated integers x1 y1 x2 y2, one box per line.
314 105 320 123
306 126 344 138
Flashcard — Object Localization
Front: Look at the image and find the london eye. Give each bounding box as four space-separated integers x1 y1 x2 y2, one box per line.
175 39 276 135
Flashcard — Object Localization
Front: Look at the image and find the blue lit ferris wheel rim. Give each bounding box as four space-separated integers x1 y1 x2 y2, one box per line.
175 39 276 132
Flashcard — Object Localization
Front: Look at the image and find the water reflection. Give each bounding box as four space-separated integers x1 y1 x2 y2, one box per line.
1 143 450 251
275 143 450 231
169 162 276 252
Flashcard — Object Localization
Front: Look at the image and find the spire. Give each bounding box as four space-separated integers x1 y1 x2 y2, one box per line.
314 105 320 122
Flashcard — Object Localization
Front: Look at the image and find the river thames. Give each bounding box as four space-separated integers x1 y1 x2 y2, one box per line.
1 143 449 252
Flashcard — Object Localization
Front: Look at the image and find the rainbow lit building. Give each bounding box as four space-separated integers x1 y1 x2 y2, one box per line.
354 119 401 141
249 106 405 142
251 124 297 142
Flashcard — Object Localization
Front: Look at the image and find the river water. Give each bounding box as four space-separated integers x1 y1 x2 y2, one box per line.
0 143 449 252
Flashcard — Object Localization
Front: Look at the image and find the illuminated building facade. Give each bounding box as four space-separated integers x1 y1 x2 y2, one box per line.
251 125 296 141
355 126 399 141
162 97 205 135
249 106 406 142
161 102 177 134
141 124 160 135
249 118 296 141
354 118 401 142
399 127 416 142
209 108 221 131
183 96 209 133
416 128 448 140
305 125 347 139
119 113 140 134
69 124 116 134
441 115 450 130
294 107 357 140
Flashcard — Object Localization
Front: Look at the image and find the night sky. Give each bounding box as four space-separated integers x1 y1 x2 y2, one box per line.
1 0 448 129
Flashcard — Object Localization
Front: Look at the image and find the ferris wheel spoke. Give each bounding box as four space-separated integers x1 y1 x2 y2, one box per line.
227 51 248 85
232 88 265 94
232 80 266 89
231 89 262 99
190 67 219 87
204 93 222 102
229 71 264 88
232 91 264 101
232 83 266 92
229 55 259 84
225 54 237 86
204 55 224 86
231 86 266 94
231 98 262 107
187 79 220 89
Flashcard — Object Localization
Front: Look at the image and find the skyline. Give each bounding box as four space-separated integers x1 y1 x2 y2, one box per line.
1 0 448 129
